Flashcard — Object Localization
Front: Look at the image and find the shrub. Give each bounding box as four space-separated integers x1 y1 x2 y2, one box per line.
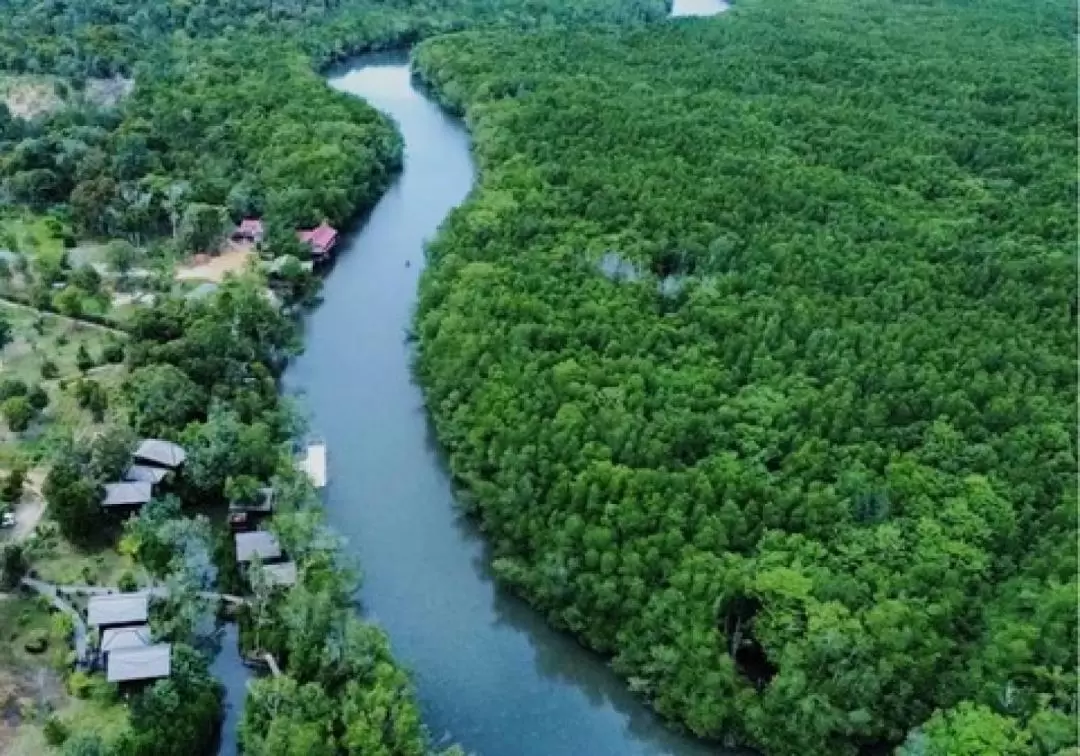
66 670 93 699
117 570 138 592
0 379 27 400
26 384 49 410
2 462 26 503
2 396 34 432
75 344 94 372
43 715 68 746
40 359 59 380
102 341 125 364
51 612 74 641
24 629 48 654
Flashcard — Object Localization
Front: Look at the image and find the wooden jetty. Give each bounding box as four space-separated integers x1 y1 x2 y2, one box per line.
298 443 327 489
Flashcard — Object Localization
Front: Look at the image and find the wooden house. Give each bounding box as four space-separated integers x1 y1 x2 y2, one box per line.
297 222 338 263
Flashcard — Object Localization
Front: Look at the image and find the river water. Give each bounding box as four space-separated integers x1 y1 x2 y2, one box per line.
281 7 731 755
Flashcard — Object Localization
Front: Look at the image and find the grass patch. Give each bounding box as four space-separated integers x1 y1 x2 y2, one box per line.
0 211 69 267
31 532 132 588
0 302 119 385
0 597 70 671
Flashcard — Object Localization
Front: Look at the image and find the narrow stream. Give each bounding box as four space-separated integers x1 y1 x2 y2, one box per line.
210 623 251 756
282 6 731 755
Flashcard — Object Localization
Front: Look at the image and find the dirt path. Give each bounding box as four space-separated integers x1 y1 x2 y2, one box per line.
5 469 45 543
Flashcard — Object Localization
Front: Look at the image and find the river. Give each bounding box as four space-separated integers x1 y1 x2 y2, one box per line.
280 7 731 756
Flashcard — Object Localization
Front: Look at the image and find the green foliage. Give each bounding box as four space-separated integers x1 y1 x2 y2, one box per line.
183 407 280 500
62 732 111 756
104 240 138 274
54 285 86 317
40 358 59 379
75 343 94 371
43 453 102 543
0 312 12 351
125 644 224 756
66 670 94 699
0 0 667 78
0 379 26 401
62 733 111 756
0 542 28 588
896 702 1031 756
44 714 70 746
26 382 49 409
122 40 403 230
177 203 228 255
73 378 108 421
409 1 1077 753
116 570 138 592
2 394 34 432
101 339 125 364
123 364 206 437
1 459 26 503
240 571 428 756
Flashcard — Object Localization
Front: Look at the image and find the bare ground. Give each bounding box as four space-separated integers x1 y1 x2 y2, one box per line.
175 244 255 284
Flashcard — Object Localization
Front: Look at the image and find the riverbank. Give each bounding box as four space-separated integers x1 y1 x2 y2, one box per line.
284 52 726 756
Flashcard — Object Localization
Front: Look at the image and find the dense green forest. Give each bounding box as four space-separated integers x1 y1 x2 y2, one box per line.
0 39 402 243
0 0 667 76
412 1 1078 753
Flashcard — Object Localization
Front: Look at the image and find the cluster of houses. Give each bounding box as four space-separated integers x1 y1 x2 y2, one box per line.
80 434 329 686
231 218 339 264
87 592 170 685
101 437 324 592
102 439 187 510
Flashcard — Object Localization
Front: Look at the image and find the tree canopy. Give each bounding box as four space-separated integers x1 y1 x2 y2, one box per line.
410 0 1077 752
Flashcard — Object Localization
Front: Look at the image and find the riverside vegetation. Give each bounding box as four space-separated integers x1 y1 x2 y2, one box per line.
0 0 1075 754
0 0 690 754
411 0 1077 754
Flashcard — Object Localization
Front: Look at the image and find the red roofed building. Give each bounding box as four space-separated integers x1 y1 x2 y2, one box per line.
297 222 338 262
234 218 264 244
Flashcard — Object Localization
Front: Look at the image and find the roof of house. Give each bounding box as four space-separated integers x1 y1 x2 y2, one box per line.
261 561 298 587
237 218 264 236
134 439 187 468
235 531 282 563
297 222 338 252
106 644 171 683
123 465 169 485
88 593 149 628
101 624 152 653
102 481 153 507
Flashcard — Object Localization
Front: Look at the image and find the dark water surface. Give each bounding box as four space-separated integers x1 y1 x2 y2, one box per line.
281 54 730 756
211 623 253 756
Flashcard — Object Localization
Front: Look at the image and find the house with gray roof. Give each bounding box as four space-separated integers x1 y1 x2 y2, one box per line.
106 644 171 683
235 531 282 563
133 439 187 469
260 561 298 588
100 624 152 654
102 481 153 509
122 465 169 485
87 593 149 629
